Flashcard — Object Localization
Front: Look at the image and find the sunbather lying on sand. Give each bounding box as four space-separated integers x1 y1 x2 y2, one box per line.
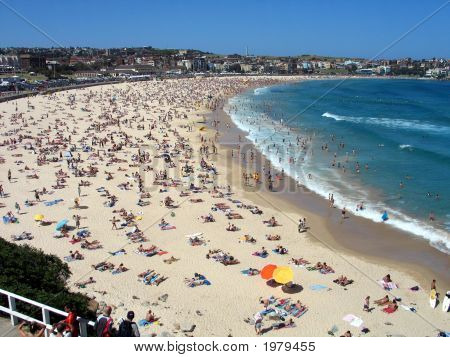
184 273 210 287
163 256 179 264
75 277 95 288
264 216 279 227
273 245 288 255
374 295 390 306
112 263 128 274
80 240 102 250
315 262 335 274
266 234 281 241
201 213 215 223
271 318 295 330
68 250 84 260
138 244 157 253
92 262 114 271
333 275 353 286
290 258 310 266
242 268 260 276
240 234 256 243
226 223 239 231
253 247 269 258
188 236 204 246
382 300 398 313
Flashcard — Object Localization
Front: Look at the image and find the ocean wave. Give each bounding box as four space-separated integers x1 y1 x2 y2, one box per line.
254 86 270 96
296 162 450 255
399 144 413 150
322 112 450 135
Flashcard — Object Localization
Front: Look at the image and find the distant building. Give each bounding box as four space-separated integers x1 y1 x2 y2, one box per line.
193 57 207 72
376 65 391 75
355 68 374 75
0 55 19 73
19 54 46 70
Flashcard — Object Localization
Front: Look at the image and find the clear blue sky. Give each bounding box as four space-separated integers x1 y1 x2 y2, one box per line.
1 0 449 58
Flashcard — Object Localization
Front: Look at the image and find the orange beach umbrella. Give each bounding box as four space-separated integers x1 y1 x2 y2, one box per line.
260 264 277 280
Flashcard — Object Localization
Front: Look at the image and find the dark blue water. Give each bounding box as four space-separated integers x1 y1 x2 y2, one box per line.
227 79 450 254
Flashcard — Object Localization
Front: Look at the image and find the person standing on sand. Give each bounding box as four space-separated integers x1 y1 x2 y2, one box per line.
111 216 118 230
363 296 370 312
8 169 11 182
254 312 263 336
431 279 436 291
74 215 81 229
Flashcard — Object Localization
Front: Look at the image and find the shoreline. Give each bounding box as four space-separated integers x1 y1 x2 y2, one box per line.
207 88 450 289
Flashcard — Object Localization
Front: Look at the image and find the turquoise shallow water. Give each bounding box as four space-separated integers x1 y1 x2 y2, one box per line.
227 79 450 254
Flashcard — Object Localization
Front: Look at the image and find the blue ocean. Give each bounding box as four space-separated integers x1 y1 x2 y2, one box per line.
226 79 450 254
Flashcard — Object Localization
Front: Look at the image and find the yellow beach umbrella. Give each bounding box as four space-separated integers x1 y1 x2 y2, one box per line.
136 216 143 221
34 214 44 221
273 266 294 285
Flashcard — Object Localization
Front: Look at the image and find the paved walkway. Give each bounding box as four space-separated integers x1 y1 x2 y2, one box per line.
0 317 19 337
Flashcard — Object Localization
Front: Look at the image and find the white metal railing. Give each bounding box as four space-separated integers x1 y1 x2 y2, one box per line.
0 288 95 337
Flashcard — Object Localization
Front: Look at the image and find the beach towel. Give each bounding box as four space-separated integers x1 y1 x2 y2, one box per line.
400 304 417 312
342 314 364 327
3 216 17 224
310 284 328 291
350 317 364 327
161 225 176 230
64 256 75 262
44 199 64 206
272 249 288 255
343 314 364 327
382 306 397 314
135 250 158 257
241 269 259 276
378 280 398 290
138 319 159 327
289 307 308 318
77 229 89 238
109 250 126 256
112 269 126 275
252 252 268 258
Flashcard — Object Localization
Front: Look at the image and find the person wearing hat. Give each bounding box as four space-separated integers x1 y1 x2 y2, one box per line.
118 311 140 337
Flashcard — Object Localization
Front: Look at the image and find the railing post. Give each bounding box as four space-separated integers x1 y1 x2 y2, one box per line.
79 319 88 337
42 307 51 337
7 295 19 326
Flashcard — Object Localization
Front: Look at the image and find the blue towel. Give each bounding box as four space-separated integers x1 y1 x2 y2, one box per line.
310 284 328 291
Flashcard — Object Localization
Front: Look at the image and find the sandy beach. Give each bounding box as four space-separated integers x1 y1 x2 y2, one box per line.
0 76 448 337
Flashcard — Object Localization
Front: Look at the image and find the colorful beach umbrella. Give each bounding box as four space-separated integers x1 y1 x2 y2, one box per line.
55 219 69 231
260 264 277 280
273 266 294 285
34 214 44 221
